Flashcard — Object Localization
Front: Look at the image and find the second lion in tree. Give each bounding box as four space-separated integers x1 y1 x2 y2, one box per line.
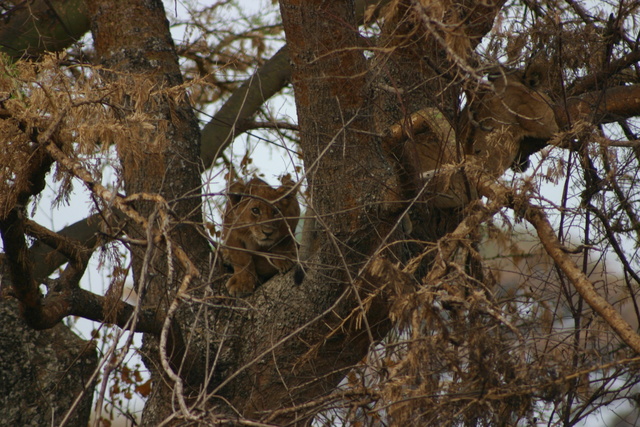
413 66 559 208
222 175 300 297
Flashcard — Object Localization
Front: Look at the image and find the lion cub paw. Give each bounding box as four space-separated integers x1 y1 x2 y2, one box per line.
270 257 295 274
225 274 256 298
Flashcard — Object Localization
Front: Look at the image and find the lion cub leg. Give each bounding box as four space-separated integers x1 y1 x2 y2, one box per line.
226 262 258 297
223 240 259 297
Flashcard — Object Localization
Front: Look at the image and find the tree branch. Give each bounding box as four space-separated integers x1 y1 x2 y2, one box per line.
475 178 640 355
0 209 47 328
200 45 292 168
2 207 104 330
24 218 94 268
556 84 640 128
1 208 188 374
199 0 392 168
0 0 90 59
569 49 640 94
28 214 104 282
524 205 640 354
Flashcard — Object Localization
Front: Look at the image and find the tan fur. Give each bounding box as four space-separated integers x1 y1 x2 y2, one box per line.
415 68 559 208
222 176 300 297
463 68 558 174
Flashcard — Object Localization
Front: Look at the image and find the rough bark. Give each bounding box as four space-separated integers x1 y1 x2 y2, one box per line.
372 0 506 129
197 1 402 421
4 0 640 425
555 84 640 127
86 0 209 424
0 298 96 427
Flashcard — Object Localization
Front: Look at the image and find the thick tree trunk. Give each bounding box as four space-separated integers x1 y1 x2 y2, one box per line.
167 1 407 423
86 0 209 424
205 0 406 420
5 0 640 425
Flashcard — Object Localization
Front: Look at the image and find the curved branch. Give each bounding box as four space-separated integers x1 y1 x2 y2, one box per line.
200 45 291 168
1 209 187 371
199 0 392 168
24 217 100 279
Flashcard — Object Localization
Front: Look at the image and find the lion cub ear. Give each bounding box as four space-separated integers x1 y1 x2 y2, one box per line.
277 174 297 195
227 180 247 207
275 174 297 211
522 62 550 90
279 173 295 187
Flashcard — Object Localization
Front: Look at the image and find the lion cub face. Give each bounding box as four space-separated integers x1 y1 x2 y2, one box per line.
222 176 300 297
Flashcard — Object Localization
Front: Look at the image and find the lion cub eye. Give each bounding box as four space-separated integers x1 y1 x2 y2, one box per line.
251 207 260 215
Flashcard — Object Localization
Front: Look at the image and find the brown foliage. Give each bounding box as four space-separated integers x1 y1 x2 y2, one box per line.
3 0 640 426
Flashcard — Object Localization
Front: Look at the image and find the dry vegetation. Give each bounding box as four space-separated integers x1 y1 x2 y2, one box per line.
1 0 640 426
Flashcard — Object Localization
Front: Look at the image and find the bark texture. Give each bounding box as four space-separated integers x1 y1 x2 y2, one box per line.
4 0 640 425
0 298 96 427
197 1 402 420
86 0 209 424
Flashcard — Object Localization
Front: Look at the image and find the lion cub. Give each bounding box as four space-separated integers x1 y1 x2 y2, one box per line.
414 67 559 208
222 176 300 297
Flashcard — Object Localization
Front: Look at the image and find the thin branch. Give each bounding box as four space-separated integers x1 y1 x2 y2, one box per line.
598 138 640 147
69 287 163 334
40 109 199 278
245 120 299 132
569 50 640 94
564 0 592 24
0 210 164 332
466 176 640 355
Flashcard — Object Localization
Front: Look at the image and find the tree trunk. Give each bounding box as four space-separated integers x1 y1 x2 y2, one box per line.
5 0 640 425
0 298 96 427
86 0 209 424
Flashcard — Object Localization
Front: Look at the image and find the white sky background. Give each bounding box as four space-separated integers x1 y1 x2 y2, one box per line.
15 0 640 425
